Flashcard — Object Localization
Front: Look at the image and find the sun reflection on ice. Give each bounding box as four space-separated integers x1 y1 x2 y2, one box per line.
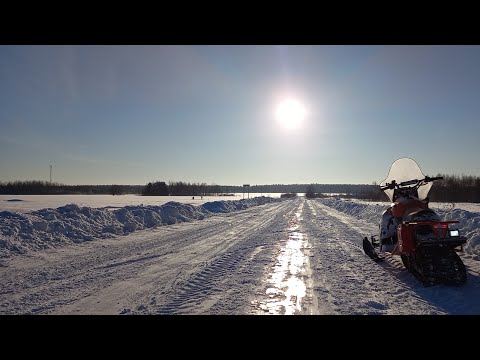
252 208 308 315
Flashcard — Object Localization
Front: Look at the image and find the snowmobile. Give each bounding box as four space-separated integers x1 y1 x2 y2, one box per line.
362 158 467 287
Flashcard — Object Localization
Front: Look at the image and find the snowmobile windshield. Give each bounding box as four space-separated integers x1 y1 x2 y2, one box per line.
380 158 432 202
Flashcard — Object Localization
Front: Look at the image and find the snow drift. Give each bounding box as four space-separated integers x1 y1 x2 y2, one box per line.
0 197 283 258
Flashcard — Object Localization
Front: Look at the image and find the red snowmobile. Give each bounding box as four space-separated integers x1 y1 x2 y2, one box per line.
363 158 467 286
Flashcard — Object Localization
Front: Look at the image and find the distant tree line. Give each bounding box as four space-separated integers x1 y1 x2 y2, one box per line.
142 181 228 196
429 174 480 203
2 174 480 202
0 181 142 195
0 181 380 197
141 182 384 197
245 183 374 195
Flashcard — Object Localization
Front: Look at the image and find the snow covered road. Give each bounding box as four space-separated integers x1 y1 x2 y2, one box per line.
1 197 480 314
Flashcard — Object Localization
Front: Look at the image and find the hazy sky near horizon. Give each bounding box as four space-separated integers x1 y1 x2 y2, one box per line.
1 45 480 186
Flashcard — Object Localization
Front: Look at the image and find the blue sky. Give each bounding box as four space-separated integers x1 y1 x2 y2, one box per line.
1 45 480 186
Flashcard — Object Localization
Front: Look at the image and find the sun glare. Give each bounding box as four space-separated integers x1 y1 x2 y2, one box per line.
275 98 306 129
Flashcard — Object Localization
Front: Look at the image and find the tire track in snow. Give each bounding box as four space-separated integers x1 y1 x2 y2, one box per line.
150 200 300 315
68 200 297 315
0 201 295 314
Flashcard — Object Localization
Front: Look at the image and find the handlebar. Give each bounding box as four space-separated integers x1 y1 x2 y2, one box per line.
380 181 395 191
380 176 443 191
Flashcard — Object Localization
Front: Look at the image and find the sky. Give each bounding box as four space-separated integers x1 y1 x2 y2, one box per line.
1 195 479 314
1 45 480 186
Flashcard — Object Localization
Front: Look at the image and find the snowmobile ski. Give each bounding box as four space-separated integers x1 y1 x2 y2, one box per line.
363 237 383 262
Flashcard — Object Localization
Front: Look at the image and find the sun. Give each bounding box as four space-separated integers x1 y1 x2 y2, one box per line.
275 98 306 129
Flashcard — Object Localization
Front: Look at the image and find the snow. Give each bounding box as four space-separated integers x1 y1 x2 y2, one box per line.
0 196 282 259
1 195 480 315
0 193 276 213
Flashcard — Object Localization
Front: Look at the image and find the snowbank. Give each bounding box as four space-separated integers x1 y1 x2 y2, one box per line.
0 197 283 258
319 198 480 259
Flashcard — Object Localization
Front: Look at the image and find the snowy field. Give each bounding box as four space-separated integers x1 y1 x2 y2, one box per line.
1 196 480 315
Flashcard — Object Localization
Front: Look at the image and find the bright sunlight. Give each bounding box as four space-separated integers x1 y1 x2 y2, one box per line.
275 98 306 129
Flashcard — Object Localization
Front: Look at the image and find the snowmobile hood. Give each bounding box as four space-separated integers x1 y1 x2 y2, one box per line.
380 158 432 202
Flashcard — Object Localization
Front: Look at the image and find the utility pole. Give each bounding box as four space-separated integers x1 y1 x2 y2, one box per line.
50 164 52 183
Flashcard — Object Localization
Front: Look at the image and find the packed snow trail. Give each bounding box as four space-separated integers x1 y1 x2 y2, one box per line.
0 200 299 314
1 197 480 314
